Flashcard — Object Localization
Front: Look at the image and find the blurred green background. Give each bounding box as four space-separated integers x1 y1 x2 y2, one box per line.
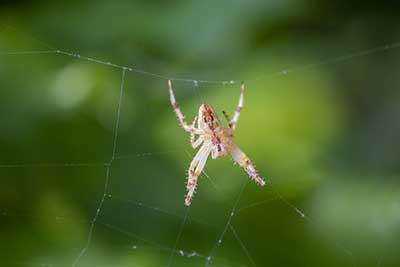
1 0 400 266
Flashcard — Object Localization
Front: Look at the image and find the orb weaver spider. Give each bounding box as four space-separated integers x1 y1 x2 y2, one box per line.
168 80 266 206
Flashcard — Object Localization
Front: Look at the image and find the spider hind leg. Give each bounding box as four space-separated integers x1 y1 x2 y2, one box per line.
229 144 266 186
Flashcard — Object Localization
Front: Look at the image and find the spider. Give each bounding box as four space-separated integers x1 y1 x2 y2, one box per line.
168 80 266 206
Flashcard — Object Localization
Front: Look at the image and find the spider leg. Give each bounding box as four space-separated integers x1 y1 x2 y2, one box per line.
229 144 266 186
222 110 231 124
185 142 212 206
211 146 218 159
191 136 203 149
190 115 203 148
229 82 244 130
168 80 202 134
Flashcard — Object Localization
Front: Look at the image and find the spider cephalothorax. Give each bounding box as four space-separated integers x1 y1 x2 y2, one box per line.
168 80 266 206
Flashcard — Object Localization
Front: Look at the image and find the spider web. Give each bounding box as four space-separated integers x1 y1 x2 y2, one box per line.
1 25 400 267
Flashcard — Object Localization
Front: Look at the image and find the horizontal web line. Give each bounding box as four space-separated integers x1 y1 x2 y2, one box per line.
1 41 400 86
0 49 236 85
0 149 183 169
0 162 105 168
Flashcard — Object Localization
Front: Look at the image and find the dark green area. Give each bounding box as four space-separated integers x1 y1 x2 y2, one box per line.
1 1 400 266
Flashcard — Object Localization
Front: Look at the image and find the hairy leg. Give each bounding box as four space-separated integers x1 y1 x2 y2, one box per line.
229 144 266 186
186 142 212 205
229 82 244 130
168 80 202 134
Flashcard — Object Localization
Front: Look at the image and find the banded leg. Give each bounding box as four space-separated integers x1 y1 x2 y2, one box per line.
222 110 231 124
168 80 202 134
186 142 212 206
229 145 266 186
229 82 244 130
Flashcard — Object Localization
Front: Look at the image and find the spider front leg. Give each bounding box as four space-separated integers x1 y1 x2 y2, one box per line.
229 82 245 130
168 80 202 135
185 142 212 206
229 144 266 186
